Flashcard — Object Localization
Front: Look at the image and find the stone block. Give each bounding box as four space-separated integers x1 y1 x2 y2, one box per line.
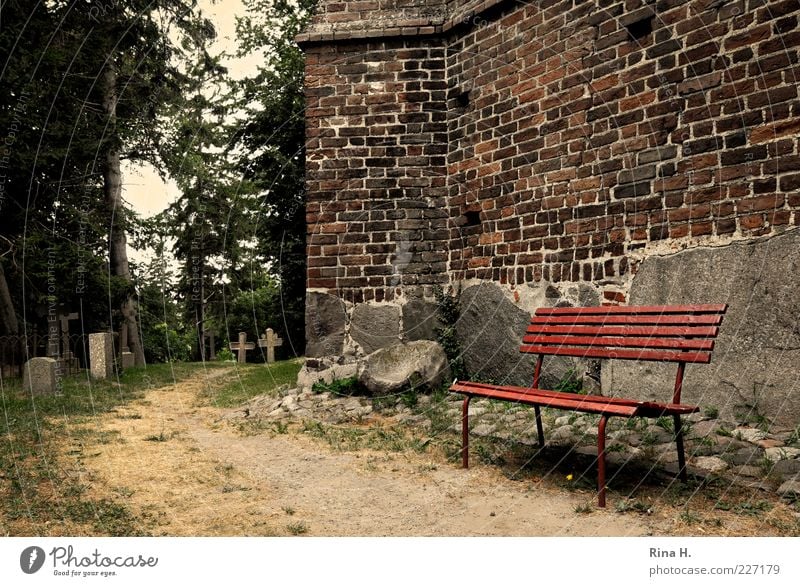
606 230 800 427
23 357 57 395
89 332 114 380
401 298 441 342
121 351 135 370
350 304 400 354
305 292 347 357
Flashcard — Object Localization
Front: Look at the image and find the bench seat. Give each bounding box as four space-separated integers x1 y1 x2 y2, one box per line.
449 303 726 507
451 381 700 418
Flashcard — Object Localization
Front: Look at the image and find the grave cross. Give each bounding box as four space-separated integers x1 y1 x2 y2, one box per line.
58 311 80 359
229 332 255 363
258 328 284 364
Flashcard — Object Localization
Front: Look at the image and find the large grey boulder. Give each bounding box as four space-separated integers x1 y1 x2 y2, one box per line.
454 282 576 386
358 340 450 395
350 304 400 354
606 230 800 427
305 292 347 357
454 282 533 385
401 298 441 342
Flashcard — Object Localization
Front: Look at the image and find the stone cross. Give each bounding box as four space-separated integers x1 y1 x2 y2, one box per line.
258 328 283 364
229 332 255 363
58 311 79 358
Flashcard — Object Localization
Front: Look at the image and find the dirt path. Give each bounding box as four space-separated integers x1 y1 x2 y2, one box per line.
61 371 665 536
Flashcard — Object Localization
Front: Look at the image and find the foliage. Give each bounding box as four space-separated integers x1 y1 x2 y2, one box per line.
553 369 583 394
0 1 215 342
433 286 468 381
227 0 320 356
312 376 365 397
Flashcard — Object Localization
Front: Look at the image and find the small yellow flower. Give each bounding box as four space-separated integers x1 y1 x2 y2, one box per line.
566 473 574 481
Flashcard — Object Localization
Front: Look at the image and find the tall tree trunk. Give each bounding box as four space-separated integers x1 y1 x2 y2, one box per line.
0 262 19 336
102 63 145 366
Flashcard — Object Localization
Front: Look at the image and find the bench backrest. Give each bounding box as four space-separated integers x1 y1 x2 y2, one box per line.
520 304 727 364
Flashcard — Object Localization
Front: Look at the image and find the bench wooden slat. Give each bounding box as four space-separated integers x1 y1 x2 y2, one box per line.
525 324 719 338
451 384 639 417
519 344 712 363
521 334 715 350
453 381 641 406
531 314 723 326
451 382 699 417
452 381 699 414
536 304 727 316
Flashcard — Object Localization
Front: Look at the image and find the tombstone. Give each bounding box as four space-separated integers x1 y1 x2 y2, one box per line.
229 332 255 363
23 357 57 395
89 332 114 379
121 351 135 369
258 328 284 364
56 310 80 374
118 323 135 370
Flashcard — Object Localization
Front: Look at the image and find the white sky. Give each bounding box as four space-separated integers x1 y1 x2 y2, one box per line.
124 0 261 220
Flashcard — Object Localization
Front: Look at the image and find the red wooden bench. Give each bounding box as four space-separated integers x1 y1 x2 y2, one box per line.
450 303 727 507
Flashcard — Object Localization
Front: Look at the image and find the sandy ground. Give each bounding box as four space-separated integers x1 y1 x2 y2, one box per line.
59 370 764 537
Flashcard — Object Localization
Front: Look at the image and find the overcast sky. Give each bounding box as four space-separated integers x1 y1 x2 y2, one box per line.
124 0 260 219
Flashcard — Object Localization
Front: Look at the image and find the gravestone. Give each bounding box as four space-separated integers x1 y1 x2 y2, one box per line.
23 357 57 395
118 322 135 369
258 328 283 363
121 351 135 369
89 332 114 379
229 332 255 363
55 310 80 373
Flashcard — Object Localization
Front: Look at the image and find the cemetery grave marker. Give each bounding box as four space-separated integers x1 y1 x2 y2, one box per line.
229 332 255 363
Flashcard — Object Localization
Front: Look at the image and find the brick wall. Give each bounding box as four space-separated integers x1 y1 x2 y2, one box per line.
304 38 450 305
445 0 800 304
301 0 800 355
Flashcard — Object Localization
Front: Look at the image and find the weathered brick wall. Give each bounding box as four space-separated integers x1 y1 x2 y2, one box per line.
304 39 449 308
447 0 800 303
301 0 800 362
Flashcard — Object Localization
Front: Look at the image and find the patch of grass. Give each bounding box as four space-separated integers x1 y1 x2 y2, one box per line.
553 369 583 394
714 500 773 516
574 502 594 514
400 389 419 409
312 375 364 397
286 521 308 535
679 509 701 525
210 359 302 407
703 406 719 419
144 431 170 442
300 420 429 454
615 499 653 515
655 416 674 433
0 362 214 536
282 506 295 516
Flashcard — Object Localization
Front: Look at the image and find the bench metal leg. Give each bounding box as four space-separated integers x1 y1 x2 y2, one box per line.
534 405 545 447
597 415 608 508
674 414 688 482
462 396 471 469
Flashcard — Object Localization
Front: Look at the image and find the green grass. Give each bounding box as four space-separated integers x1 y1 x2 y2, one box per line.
206 359 303 408
312 375 365 397
0 362 215 536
